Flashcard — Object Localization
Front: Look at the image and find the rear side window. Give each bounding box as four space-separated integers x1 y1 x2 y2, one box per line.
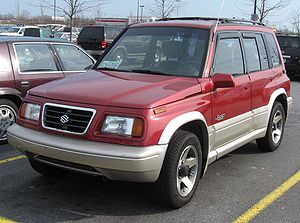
277 36 300 49
24 28 40 37
54 44 94 71
256 34 269 70
15 44 58 73
105 26 124 40
78 27 104 40
243 37 260 72
265 33 280 67
214 38 244 76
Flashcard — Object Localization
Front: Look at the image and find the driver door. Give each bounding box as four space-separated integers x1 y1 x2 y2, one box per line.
210 32 252 151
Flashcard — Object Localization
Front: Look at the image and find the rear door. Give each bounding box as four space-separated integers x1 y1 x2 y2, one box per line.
242 32 273 130
211 32 252 151
9 42 64 96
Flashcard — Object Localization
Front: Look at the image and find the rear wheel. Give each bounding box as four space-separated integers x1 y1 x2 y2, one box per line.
28 158 67 177
0 99 18 145
152 130 202 208
256 102 285 152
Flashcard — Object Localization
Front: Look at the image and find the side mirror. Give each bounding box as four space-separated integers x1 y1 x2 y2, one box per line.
211 73 235 89
50 34 54 38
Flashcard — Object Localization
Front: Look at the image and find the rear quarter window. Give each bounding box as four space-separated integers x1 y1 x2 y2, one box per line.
265 33 281 67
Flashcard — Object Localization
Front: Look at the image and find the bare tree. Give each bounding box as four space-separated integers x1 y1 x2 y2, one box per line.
15 0 20 23
150 0 185 19
43 0 106 41
291 9 300 36
239 0 290 23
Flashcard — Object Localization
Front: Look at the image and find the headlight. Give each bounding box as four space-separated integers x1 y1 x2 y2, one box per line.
101 115 143 137
20 103 41 121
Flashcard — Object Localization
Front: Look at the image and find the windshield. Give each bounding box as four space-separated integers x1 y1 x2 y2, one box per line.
97 27 209 77
7 27 20 33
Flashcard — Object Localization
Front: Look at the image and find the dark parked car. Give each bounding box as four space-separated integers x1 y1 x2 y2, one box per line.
277 35 300 78
0 37 96 143
77 25 125 59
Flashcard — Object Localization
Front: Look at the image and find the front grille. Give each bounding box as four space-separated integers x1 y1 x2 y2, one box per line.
43 103 96 134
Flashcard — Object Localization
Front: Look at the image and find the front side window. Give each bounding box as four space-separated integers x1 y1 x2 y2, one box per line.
243 37 260 73
265 33 280 67
54 44 94 71
97 27 209 77
15 44 59 73
213 37 244 76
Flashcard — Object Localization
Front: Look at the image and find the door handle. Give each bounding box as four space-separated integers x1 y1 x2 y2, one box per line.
21 81 29 86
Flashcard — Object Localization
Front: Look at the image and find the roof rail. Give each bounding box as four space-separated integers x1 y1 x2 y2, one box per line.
158 17 265 26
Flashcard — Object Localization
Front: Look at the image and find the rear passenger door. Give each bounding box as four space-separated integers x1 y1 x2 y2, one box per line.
241 32 275 130
211 32 252 150
10 43 64 96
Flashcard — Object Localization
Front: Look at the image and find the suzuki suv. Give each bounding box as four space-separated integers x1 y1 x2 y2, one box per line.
8 18 292 208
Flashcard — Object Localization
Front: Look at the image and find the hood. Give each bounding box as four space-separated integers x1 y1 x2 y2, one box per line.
29 70 202 109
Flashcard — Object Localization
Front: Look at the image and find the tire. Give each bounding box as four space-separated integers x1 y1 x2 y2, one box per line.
256 102 285 152
152 130 202 208
0 99 18 145
154 48 162 62
28 158 67 177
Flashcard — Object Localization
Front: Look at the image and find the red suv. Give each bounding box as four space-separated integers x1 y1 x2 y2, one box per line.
8 18 292 208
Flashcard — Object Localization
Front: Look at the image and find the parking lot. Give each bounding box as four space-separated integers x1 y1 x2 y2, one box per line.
0 81 299 223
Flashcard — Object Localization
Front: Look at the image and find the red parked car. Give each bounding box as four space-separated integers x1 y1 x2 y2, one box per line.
0 37 96 143
8 18 292 208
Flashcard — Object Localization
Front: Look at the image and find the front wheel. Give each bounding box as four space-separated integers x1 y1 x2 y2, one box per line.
256 102 285 152
152 130 202 208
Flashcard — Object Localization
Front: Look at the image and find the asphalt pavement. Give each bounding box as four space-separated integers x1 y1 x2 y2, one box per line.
0 81 299 223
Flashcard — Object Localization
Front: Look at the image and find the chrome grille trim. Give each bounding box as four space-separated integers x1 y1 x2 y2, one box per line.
42 103 96 135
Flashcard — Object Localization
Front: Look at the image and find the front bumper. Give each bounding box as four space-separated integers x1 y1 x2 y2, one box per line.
7 124 168 182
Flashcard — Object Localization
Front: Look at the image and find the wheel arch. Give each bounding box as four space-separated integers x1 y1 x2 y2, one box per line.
158 111 209 178
267 88 288 119
0 88 23 108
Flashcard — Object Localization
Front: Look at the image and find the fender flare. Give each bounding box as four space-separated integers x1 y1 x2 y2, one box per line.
0 87 23 105
158 111 208 145
267 88 287 119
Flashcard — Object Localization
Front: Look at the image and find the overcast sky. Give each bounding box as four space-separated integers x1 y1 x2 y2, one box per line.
0 0 299 29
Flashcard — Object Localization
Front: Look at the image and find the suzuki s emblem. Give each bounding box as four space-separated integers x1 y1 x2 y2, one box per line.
60 115 69 124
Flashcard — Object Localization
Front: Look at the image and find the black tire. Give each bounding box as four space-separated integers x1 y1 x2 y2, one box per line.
28 158 67 177
256 102 285 152
152 130 202 208
0 99 18 145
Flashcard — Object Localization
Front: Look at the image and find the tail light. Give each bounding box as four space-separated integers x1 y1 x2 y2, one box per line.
101 40 107 49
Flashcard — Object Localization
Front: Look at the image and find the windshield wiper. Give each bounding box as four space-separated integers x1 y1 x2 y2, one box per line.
131 69 175 76
97 67 131 72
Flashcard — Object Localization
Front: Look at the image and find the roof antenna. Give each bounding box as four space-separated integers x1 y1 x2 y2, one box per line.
213 0 226 35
